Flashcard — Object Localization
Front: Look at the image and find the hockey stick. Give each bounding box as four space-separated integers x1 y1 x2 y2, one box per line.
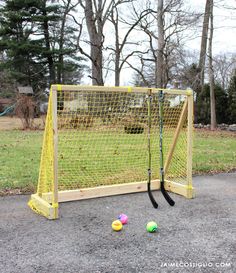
158 90 175 206
147 94 158 208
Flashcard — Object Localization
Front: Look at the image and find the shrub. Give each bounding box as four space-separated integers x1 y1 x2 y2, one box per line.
70 114 94 128
124 125 144 134
122 114 145 134
15 95 36 129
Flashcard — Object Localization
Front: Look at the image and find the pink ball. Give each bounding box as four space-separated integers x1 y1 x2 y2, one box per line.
118 213 128 224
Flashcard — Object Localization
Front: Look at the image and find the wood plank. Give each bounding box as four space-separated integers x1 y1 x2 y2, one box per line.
165 180 195 198
42 179 194 203
187 94 194 197
152 88 191 96
50 85 191 96
43 181 153 203
51 85 150 93
52 88 59 212
28 194 58 220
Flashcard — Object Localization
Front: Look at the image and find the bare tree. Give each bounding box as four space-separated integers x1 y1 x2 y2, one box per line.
156 0 165 88
214 53 236 90
78 0 104 85
128 56 154 87
57 0 80 83
208 0 216 130
15 95 36 129
108 3 151 86
41 0 56 85
78 0 130 85
130 0 200 87
198 0 211 91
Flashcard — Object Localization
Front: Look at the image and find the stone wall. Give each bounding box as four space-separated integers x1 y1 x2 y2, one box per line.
194 123 236 132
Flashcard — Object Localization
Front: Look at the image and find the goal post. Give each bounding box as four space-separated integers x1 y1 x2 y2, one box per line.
28 85 194 219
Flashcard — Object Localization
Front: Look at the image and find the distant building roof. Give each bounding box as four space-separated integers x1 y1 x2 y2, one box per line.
17 86 33 94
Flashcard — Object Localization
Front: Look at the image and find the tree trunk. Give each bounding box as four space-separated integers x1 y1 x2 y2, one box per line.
114 10 120 87
208 0 216 130
58 0 72 84
199 0 211 91
84 0 104 86
156 0 164 88
115 55 120 86
42 1 55 85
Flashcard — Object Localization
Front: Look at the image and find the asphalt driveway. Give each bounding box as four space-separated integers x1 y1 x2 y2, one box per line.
0 173 235 273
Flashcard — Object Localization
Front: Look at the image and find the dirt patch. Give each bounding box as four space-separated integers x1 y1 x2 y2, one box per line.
0 116 45 130
0 186 34 197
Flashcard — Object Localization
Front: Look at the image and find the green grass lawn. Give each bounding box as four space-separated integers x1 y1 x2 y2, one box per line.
193 130 236 174
0 129 235 194
0 131 43 193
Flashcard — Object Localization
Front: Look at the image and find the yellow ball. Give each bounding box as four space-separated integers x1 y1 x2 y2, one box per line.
112 220 123 231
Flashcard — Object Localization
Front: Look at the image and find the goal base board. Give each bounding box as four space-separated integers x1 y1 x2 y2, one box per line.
29 180 195 219
28 194 58 220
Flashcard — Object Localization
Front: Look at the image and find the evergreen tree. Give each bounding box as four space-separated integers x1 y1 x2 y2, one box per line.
228 70 236 123
0 0 86 96
43 0 86 84
0 69 16 98
0 0 45 91
196 83 228 124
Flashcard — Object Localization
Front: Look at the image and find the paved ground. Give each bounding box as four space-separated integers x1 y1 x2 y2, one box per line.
0 173 235 273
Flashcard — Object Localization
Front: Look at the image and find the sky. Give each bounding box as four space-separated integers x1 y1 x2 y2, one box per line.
188 0 236 54
121 0 236 85
80 0 236 86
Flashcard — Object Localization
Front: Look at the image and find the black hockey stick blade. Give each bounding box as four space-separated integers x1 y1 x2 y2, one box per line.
160 183 175 206
148 183 158 209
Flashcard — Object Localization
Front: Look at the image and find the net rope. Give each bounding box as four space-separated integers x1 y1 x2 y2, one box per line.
37 87 189 195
